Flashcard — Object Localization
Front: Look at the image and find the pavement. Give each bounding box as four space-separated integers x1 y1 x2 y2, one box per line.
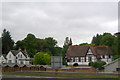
1 75 119 80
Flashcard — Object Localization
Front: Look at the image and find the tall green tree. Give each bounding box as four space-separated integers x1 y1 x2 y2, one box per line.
2 29 14 54
79 43 95 46
15 40 24 50
62 37 69 57
44 37 57 56
23 34 37 57
91 34 102 46
36 39 47 52
91 32 119 60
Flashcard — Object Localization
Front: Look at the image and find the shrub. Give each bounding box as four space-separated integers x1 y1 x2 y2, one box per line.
88 62 93 66
34 52 51 65
63 61 68 66
92 61 106 70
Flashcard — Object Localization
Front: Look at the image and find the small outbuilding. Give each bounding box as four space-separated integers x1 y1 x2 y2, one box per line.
103 58 120 72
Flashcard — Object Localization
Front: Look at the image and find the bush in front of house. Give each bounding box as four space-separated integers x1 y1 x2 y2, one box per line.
63 60 68 66
88 62 93 66
91 61 106 70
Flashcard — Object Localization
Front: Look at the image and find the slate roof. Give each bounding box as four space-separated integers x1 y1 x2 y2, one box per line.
66 45 113 59
103 58 120 67
10 50 29 58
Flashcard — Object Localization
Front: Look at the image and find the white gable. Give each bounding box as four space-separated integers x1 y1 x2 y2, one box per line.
16 51 26 59
0 55 6 63
6 51 15 59
86 48 94 55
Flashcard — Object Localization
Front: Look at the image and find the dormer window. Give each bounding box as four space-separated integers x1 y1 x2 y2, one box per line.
21 55 22 58
18 54 21 58
9 54 11 58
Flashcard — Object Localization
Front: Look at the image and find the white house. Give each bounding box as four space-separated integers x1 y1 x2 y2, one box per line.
65 39 113 66
0 49 30 65
0 54 7 64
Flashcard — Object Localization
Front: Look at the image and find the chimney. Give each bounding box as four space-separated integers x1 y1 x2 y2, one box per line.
24 48 27 53
18 47 21 51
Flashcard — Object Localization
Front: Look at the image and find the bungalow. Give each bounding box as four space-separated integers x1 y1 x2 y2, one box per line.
65 39 113 65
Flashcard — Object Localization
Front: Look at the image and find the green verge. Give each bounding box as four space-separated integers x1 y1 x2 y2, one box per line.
3 72 119 79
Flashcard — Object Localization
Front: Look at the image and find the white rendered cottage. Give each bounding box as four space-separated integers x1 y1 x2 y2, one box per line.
0 54 7 64
65 39 113 65
0 49 30 65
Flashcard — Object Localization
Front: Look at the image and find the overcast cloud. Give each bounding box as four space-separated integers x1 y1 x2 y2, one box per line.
1 2 118 47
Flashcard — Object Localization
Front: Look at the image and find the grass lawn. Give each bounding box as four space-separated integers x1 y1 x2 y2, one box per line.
3 72 119 79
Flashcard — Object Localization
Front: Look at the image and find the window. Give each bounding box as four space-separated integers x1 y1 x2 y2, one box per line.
18 54 20 58
71 58 73 62
81 57 84 62
8 60 12 63
15 60 17 63
9 54 11 58
88 57 92 62
75 57 79 62
109 55 111 58
20 61 23 64
21 55 22 58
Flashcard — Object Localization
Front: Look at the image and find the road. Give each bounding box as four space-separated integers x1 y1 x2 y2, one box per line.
1 75 119 80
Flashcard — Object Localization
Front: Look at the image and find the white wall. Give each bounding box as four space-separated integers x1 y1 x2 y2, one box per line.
5 51 30 65
0 56 6 63
67 48 97 65
100 55 113 64
16 52 30 65
6 51 16 63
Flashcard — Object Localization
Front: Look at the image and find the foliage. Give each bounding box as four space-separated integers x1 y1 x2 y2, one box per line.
91 32 120 60
79 43 95 46
92 61 106 70
88 62 93 66
62 37 69 57
2 29 14 54
15 34 61 57
34 52 51 65
23 34 37 57
63 60 68 66
44 37 57 56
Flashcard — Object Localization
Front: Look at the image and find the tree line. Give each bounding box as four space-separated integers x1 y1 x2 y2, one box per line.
1 29 120 61
91 33 120 60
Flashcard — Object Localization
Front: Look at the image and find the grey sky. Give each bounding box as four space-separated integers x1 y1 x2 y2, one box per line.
1 2 118 47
